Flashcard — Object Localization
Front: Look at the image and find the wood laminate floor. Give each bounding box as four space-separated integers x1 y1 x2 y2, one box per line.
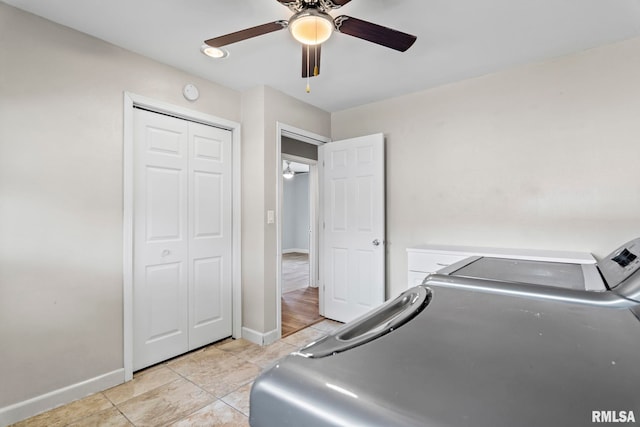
281 252 324 337
281 286 324 338
281 252 310 293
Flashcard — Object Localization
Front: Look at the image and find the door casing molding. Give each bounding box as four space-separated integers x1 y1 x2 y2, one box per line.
123 92 242 380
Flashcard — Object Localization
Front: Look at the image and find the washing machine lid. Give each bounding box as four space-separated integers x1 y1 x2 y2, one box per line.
442 238 640 296
449 257 587 290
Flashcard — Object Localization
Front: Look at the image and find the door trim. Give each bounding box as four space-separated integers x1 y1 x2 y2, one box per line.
276 122 330 340
123 92 241 381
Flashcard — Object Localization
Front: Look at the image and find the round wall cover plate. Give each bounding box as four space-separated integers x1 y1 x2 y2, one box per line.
183 84 199 101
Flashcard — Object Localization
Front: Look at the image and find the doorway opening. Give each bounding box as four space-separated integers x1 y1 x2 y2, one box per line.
282 160 311 294
281 158 322 336
276 123 330 339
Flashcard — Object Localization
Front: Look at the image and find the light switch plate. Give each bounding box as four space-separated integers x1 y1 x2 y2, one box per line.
267 210 275 224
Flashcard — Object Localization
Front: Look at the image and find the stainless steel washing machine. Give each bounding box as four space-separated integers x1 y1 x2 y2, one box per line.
250 238 640 427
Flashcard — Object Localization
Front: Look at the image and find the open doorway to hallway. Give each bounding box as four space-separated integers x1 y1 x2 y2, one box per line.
277 124 330 339
281 160 323 336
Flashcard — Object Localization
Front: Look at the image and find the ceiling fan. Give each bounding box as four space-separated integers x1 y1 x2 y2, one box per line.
204 0 417 90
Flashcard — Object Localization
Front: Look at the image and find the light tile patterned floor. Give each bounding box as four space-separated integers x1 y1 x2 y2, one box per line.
11 320 342 427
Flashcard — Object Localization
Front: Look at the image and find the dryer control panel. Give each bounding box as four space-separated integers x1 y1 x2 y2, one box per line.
597 238 640 299
612 248 637 268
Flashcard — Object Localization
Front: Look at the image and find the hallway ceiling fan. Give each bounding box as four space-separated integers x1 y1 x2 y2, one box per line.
204 0 417 90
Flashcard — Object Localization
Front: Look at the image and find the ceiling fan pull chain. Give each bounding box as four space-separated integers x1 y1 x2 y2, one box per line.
311 20 319 82
306 44 311 93
314 44 319 76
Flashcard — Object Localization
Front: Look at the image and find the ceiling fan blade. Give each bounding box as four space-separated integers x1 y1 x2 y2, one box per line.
302 44 321 78
276 0 351 11
205 21 288 48
275 0 302 12
335 16 416 52
323 0 352 8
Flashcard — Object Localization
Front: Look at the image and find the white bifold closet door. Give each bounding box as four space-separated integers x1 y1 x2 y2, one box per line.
133 108 232 371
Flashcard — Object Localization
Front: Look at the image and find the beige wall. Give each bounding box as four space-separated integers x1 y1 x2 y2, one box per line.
0 4 328 415
332 37 640 298
0 3 240 410
240 86 267 332
263 87 330 331
241 86 330 334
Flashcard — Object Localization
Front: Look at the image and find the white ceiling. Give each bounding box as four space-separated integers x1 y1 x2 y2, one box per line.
5 0 640 112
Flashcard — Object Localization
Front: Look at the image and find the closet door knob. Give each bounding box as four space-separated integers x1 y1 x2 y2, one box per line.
372 239 381 246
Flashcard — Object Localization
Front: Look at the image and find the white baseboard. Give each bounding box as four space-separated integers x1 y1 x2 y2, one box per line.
282 248 309 254
0 369 125 427
242 326 279 346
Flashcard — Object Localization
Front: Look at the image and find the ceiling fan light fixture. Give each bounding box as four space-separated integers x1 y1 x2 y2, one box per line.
289 9 334 45
283 161 295 179
200 44 229 59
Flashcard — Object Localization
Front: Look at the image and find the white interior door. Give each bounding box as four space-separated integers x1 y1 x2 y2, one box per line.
320 134 385 323
133 109 232 370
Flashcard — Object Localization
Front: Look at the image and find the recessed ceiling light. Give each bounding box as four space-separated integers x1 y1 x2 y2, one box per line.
200 45 229 59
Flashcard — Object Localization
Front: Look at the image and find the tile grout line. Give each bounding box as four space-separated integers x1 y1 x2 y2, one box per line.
50 393 115 427
159 397 217 427
218 399 250 420
115 406 136 427
219 384 253 418
160 354 255 424
155 366 220 425
112 377 186 427
102 391 137 427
